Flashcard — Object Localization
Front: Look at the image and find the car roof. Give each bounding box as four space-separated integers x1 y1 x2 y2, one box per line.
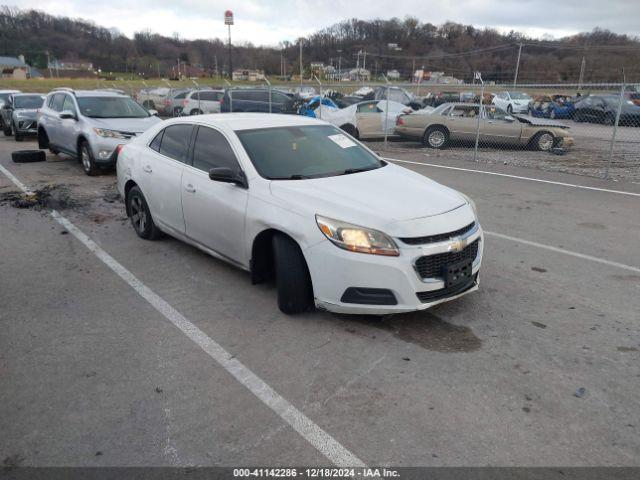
0 90 21 94
166 113 326 131
13 93 44 97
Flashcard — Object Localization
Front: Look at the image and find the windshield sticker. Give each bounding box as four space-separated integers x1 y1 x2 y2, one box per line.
328 133 356 149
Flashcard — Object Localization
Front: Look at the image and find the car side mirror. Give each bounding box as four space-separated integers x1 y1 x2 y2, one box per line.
59 110 77 120
209 167 247 188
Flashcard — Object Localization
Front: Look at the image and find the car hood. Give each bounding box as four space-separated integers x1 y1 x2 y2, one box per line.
88 116 162 133
515 115 569 128
14 108 39 118
268 162 467 235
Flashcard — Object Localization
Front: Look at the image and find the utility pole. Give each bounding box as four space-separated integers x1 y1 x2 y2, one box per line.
299 38 303 84
578 56 586 90
337 49 342 82
513 42 523 87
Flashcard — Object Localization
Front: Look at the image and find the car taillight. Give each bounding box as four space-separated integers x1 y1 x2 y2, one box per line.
396 116 405 126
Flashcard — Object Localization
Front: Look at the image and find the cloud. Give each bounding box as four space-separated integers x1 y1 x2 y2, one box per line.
11 0 640 45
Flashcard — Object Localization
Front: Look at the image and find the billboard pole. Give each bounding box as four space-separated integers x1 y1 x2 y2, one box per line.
225 10 234 79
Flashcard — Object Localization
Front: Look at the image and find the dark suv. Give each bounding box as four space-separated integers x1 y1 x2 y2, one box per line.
220 89 296 113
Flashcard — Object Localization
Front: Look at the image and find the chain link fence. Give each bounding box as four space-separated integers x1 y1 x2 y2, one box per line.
122 79 640 181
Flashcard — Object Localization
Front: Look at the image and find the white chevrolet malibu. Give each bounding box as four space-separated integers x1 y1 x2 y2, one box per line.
117 114 483 314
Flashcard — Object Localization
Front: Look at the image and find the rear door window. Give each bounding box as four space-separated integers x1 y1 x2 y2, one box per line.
158 124 193 162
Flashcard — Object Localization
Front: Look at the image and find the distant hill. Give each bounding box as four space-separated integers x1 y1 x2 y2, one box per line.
1 6 638 83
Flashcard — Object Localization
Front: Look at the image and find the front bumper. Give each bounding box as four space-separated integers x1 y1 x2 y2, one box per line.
305 222 483 314
14 119 38 135
89 135 134 166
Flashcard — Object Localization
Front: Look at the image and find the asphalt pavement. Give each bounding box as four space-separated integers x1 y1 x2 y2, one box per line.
1 136 638 467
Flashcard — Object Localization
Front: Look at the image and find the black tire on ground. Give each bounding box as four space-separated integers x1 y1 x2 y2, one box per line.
530 131 555 151
11 150 46 163
422 126 449 149
126 186 162 240
79 140 99 176
272 234 313 314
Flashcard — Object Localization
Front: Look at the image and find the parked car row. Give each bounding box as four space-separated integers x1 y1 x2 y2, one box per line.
1 91 45 141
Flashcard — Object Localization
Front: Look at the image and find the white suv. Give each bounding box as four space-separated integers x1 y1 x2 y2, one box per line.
181 89 224 116
117 114 482 315
38 89 161 175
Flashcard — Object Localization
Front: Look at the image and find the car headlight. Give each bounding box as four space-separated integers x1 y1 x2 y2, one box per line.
315 215 399 256
460 193 478 217
94 128 128 139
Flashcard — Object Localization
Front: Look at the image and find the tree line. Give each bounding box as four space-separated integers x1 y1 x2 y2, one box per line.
1 6 638 83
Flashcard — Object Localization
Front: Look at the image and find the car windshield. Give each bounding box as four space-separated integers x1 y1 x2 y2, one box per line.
77 96 150 118
236 125 385 180
14 95 44 109
509 92 531 100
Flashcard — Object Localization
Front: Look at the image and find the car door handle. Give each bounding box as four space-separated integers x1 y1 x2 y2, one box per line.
143 165 152 173
184 184 196 193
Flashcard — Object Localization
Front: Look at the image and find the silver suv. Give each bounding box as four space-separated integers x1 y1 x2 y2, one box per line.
38 88 161 175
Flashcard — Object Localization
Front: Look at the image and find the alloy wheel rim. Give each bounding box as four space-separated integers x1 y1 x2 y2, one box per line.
429 131 445 147
130 196 147 232
82 147 91 171
539 133 554 150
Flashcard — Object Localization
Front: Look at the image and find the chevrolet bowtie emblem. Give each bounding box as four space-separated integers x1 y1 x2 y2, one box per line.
449 237 467 252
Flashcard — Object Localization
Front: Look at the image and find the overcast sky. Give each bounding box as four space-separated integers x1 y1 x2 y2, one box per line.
19 0 640 45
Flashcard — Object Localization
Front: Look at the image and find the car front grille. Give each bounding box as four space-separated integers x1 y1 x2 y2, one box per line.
400 222 475 245
416 274 478 303
18 120 36 130
414 239 479 279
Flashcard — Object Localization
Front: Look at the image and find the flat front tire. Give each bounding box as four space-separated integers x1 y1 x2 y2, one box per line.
127 186 161 240
272 234 313 314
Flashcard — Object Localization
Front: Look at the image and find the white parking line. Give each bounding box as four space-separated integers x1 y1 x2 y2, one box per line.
383 157 640 197
485 231 640 274
0 164 365 468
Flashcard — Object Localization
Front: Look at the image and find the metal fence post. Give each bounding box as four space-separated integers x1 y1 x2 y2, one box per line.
382 74 390 150
191 79 201 114
473 73 484 163
605 81 626 179
224 79 233 113
313 75 322 119
264 76 272 114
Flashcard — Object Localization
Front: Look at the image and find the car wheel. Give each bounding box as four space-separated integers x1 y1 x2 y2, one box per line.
190 109 203 115
79 140 99 176
13 122 23 141
272 234 313 314
423 126 449 149
532 131 555 151
127 186 162 240
603 113 615 126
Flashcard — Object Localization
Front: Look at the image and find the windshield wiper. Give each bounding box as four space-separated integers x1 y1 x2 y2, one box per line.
339 167 376 175
270 174 311 180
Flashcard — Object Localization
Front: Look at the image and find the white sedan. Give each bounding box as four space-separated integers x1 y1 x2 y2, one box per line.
492 91 532 114
117 114 483 314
